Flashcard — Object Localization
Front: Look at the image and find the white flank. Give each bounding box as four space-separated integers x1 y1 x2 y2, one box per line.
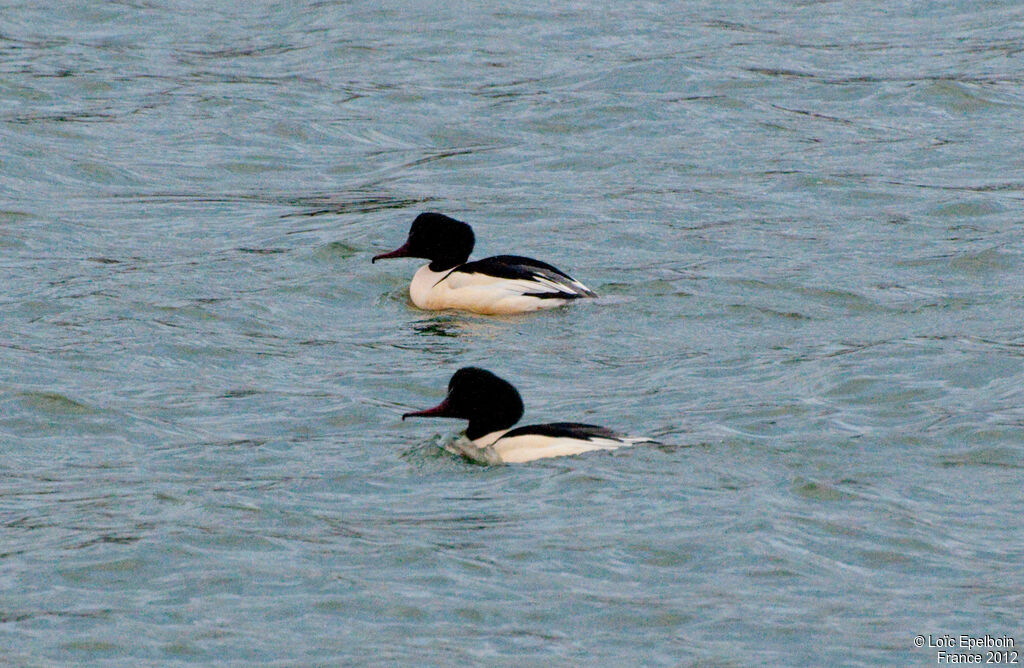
491 433 628 463
408 264 589 315
445 430 651 464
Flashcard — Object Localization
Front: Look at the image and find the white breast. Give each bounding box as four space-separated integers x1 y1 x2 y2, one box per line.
408 265 572 315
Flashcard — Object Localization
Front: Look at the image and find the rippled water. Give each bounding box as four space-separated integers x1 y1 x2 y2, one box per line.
2 1 1023 665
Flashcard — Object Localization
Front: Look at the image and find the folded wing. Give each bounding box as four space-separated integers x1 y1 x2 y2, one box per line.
488 422 656 463
447 255 597 300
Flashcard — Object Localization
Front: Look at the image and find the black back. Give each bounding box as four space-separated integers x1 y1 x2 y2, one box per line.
498 422 623 442
469 255 574 279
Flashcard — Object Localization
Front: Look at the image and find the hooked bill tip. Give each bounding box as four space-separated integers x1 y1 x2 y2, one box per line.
371 242 411 264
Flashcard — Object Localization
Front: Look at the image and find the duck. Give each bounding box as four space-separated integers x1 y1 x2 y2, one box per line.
372 212 597 315
402 367 655 464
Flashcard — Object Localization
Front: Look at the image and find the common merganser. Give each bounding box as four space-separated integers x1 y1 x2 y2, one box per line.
403 367 655 464
372 213 597 315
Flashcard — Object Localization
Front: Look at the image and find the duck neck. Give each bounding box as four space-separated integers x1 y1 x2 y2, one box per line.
427 254 468 272
425 238 472 271
466 417 516 441
465 403 521 441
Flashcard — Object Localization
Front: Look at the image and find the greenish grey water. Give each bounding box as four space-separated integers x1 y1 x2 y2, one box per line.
2 1 1023 665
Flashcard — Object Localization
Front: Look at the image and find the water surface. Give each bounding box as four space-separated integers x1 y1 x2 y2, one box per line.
2 1 1023 665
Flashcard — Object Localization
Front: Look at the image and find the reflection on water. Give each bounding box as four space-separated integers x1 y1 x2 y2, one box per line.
412 317 463 338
